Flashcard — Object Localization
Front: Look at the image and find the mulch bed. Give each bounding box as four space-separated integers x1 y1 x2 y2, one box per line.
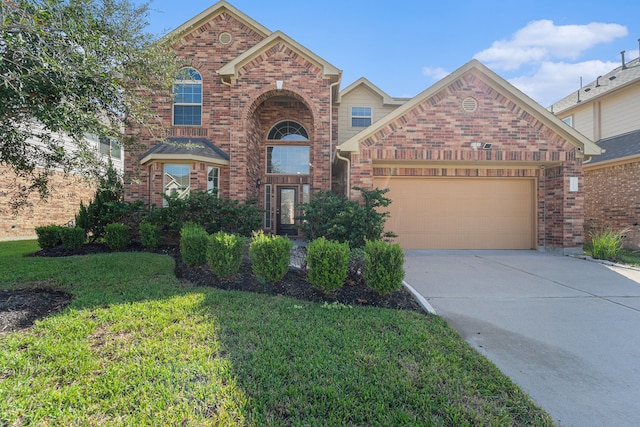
1 242 423 333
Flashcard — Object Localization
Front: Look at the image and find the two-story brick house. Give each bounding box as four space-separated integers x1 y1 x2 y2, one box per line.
124 1 601 253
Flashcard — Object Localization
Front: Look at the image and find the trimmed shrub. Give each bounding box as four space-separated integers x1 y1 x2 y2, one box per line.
59 227 86 252
140 222 161 249
591 227 628 261
35 225 62 249
363 240 405 295
104 223 131 250
306 237 350 293
180 223 209 266
207 232 246 278
347 247 366 286
249 231 292 283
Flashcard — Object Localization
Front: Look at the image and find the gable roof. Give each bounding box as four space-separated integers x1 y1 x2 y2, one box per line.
139 138 230 165
584 129 640 168
550 57 640 114
339 77 408 106
218 30 342 82
338 59 602 157
163 1 271 41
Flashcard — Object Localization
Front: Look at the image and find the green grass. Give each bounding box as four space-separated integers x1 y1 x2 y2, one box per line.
0 241 553 426
618 249 640 266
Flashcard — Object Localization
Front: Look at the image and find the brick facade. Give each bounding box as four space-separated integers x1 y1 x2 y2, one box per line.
0 165 94 240
348 69 586 252
585 161 640 249
124 9 337 235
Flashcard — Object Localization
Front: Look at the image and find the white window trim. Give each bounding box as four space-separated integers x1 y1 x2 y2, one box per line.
172 68 203 126
351 106 372 128
207 166 220 196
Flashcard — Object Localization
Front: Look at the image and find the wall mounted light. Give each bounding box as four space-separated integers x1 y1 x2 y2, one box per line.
256 178 262 188
470 142 481 151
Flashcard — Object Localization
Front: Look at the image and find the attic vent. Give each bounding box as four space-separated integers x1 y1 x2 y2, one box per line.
461 97 478 113
219 32 233 45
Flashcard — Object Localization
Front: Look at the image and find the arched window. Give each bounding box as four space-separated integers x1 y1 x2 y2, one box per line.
173 67 202 126
267 120 309 140
266 121 310 174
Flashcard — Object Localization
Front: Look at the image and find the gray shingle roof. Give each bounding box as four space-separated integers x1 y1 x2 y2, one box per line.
549 57 640 113
140 138 230 162
586 130 640 165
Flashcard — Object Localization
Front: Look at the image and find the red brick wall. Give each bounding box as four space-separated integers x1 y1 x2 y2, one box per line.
349 69 585 251
0 166 94 240
585 161 640 249
124 11 335 218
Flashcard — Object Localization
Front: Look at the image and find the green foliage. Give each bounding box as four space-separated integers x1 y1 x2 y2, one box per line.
75 161 126 241
0 0 179 209
347 247 366 286
35 225 62 249
180 223 209 266
207 232 247 278
306 238 350 293
139 222 161 249
249 231 292 283
104 223 131 250
59 226 86 252
363 240 405 295
590 227 628 261
148 190 262 236
297 187 396 248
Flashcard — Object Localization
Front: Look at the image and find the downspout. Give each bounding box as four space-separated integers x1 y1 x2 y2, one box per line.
221 77 232 198
329 79 341 190
335 148 351 200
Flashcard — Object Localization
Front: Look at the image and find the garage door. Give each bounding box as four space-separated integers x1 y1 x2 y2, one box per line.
374 177 535 250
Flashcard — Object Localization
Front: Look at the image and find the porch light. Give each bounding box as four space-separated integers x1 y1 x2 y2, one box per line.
256 178 262 188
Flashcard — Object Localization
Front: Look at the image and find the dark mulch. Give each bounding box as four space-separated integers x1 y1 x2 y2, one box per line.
2 242 423 332
0 287 72 333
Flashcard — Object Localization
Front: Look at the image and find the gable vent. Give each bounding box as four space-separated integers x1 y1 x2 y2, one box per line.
219 32 233 45
462 97 478 113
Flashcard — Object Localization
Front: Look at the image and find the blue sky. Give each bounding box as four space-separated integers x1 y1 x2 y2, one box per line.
141 0 640 107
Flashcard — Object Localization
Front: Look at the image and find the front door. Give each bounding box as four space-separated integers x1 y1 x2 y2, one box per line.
276 187 297 235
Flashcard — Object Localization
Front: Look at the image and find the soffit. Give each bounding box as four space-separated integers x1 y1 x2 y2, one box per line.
338 77 406 106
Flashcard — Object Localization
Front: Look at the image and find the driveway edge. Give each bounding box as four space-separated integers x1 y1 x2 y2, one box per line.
402 281 437 315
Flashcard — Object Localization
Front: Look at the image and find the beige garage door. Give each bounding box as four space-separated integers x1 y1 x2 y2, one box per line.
374 177 535 250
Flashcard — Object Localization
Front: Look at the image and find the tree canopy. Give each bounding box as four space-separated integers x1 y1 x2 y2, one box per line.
0 0 178 209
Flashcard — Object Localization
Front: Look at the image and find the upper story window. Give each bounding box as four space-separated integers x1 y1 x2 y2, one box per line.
99 136 122 159
562 116 573 127
267 120 309 140
351 106 372 127
173 67 202 126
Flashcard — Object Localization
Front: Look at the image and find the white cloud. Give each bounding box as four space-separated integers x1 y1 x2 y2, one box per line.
475 20 627 71
422 66 449 80
508 60 620 107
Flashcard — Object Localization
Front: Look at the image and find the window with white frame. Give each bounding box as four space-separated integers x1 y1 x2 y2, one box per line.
562 116 573 127
266 146 310 174
99 136 122 159
163 164 190 206
207 166 219 195
173 67 202 126
351 106 372 127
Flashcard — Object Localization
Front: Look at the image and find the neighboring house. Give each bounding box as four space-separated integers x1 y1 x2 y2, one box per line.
0 132 123 241
125 0 600 253
550 53 640 249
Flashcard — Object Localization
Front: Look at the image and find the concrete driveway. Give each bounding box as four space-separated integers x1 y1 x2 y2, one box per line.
403 250 640 427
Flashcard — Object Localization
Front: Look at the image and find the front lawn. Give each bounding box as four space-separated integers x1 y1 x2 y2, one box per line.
0 241 553 426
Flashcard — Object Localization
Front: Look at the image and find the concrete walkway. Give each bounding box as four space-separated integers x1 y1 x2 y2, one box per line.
404 250 640 427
